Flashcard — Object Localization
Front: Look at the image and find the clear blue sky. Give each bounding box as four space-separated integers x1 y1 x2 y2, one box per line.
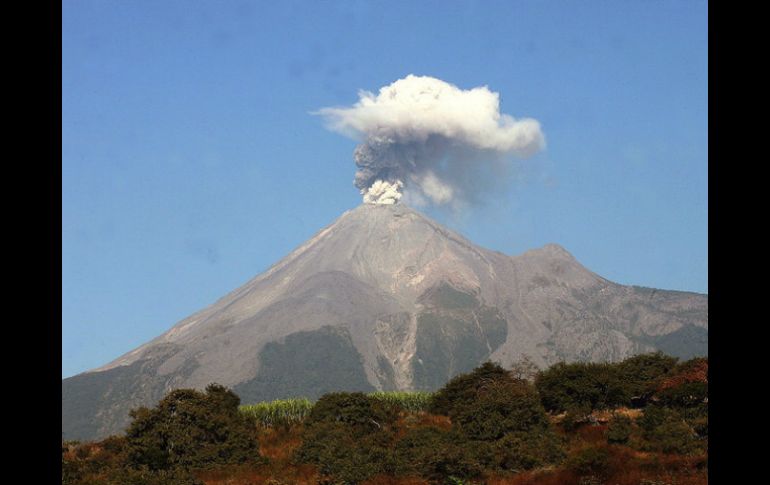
62 0 708 378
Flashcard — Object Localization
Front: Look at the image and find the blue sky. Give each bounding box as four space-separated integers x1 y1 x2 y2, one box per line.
62 0 708 378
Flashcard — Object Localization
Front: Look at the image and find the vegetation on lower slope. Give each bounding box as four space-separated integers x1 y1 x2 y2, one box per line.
62 353 707 485
239 391 434 428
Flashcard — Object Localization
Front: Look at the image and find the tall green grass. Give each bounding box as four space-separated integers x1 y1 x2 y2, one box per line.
240 398 313 427
239 391 434 427
368 391 433 413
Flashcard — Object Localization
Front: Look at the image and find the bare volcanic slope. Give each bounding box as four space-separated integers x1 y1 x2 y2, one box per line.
62 204 707 440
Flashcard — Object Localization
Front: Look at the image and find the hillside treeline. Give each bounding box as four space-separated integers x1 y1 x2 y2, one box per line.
62 353 708 485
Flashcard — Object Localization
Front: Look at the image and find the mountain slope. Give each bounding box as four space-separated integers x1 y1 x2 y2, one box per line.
62 204 707 440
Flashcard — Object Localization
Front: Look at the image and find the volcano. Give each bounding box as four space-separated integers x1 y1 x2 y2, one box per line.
62 204 707 440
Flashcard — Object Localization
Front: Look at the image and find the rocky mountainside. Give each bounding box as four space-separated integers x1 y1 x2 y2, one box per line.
62 204 707 440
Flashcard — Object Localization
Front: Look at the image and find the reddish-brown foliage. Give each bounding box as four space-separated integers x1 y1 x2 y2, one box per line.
482 444 707 485
195 425 320 485
657 358 708 392
256 425 305 461
575 424 608 444
197 463 320 485
394 411 452 439
362 476 431 485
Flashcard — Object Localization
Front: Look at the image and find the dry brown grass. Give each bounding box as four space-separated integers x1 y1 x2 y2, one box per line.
197 425 319 485
362 475 431 485
575 424 608 444
482 447 707 485
256 425 305 461
593 407 643 421
393 411 452 439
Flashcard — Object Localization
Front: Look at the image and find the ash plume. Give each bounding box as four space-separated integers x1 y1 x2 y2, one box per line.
316 74 545 206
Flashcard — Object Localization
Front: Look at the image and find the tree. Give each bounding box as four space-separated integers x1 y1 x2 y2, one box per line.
607 414 634 444
509 355 541 382
429 362 565 474
295 392 398 483
451 379 551 441
429 361 512 416
535 362 626 412
393 427 486 481
616 352 678 405
125 383 261 471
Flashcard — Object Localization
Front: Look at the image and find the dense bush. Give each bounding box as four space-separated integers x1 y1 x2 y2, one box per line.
451 379 551 441
535 362 627 412
295 421 393 483
305 392 398 433
428 363 565 475
560 405 594 432
101 467 205 485
429 362 512 416
535 353 686 412
637 405 679 434
393 427 486 481
606 414 634 444
690 414 708 438
637 405 701 454
616 353 679 403
295 368 567 483
490 429 565 472
296 392 398 483
125 383 261 471
62 436 205 485
643 419 700 454
656 381 708 409
62 355 707 484
566 446 611 477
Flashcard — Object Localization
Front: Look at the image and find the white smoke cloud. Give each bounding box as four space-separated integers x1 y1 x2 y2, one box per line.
319 74 544 155
362 179 403 205
316 74 546 207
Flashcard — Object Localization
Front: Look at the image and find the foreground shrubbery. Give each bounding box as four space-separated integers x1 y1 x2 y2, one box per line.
294 364 566 483
534 352 679 413
62 353 708 485
63 384 261 484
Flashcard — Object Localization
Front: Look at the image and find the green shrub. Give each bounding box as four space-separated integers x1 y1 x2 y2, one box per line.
429 362 512 416
636 405 701 454
311 427 394 482
535 362 626 412
566 446 611 477
451 380 551 441
561 405 593 433
423 363 564 476
656 382 708 409
124 383 261 471
616 353 678 402
536 353 681 412
306 392 398 434
690 415 708 438
296 392 399 483
607 414 633 444
393 427 485 481
490 429 565 472
295 421 393 484
643 420 700 455
637 406 679 434
102 466 205 485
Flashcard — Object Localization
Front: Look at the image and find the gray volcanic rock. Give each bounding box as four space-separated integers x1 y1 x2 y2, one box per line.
62 204 707 440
